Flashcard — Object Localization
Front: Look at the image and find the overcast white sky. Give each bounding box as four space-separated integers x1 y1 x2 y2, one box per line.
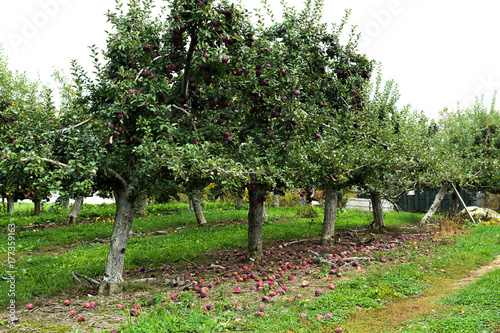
1 0 500 119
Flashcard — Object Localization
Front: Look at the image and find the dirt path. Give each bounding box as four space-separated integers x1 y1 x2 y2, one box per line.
341 255 500 332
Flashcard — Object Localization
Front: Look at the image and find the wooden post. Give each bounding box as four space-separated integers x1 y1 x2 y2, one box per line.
451 183 476 223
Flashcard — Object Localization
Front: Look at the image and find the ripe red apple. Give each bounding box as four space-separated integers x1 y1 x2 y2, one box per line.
328 284 335 290
63 300 71 306
293 89 300 96
78 316 85 322
26 303 34 309
130 309 139 316
222 56 229 63
69 310 76 316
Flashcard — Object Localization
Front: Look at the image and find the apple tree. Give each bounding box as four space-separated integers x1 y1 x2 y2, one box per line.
354 68 431 232
0 46 60 215
264 3 373 244
420 97 500 224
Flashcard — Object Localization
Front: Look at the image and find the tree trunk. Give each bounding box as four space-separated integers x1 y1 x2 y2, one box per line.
65 197 84 225
6 194 14 214
272 192 280 207
449 185 460 217
420 183 450 225
370 191 386 233
63 200 70 210
189 198 194 211
33 200 41 216
248 188 265 261
98 187 135 296
137 191 148 217
321 187 338 245
263 202 269 221
337 191 346 213
235 189 244 209
190 191 207 225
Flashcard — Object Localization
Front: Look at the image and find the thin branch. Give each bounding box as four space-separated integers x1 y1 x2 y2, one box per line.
172 104 191 116
172 105 197 132
72 271 100 287
20 157 70 169
61 115 95 132
181 257 198 268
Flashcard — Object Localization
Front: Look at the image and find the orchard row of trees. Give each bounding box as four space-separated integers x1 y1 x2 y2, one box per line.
1 0 499 295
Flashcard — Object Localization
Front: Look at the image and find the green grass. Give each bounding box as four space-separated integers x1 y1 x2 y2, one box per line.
0 204 417 308
121 224 500 333
394 224 500 333
4 201 498 333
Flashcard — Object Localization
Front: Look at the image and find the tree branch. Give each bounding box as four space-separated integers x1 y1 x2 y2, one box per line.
62 115 95 132
181 28 199 99
20 157 70 169
106 168 129 189
172 105 197 132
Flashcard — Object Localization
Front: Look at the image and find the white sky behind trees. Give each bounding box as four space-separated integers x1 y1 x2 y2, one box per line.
1 0 500 119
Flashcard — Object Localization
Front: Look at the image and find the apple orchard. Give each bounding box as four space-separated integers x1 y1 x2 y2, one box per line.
1 0 500 299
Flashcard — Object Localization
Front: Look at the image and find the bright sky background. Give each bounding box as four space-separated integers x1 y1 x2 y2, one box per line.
1 0 500 120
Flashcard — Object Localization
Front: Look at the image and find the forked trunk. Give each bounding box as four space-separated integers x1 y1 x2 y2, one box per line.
98 187 135 296
33 200 41 216
7 194 14 214
137 191 148 217
248 189 265 261
65 197 84 225
321 187 338 245
420 183 450 225
190 190 206 225
370 191 386 233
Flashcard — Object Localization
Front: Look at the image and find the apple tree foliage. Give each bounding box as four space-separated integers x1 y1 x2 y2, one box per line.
419 97 500 224
355 67 431 231
266 3 374 244
0 46 60 215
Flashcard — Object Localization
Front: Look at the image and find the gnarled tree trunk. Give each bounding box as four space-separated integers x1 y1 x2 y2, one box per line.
248 188 265 261
137 191 148 217
321 187 338 245
190 190 206 225
370 191 386 233
65 197 84 225
98 186 136 296
420 183 450 225
6 194 14 214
